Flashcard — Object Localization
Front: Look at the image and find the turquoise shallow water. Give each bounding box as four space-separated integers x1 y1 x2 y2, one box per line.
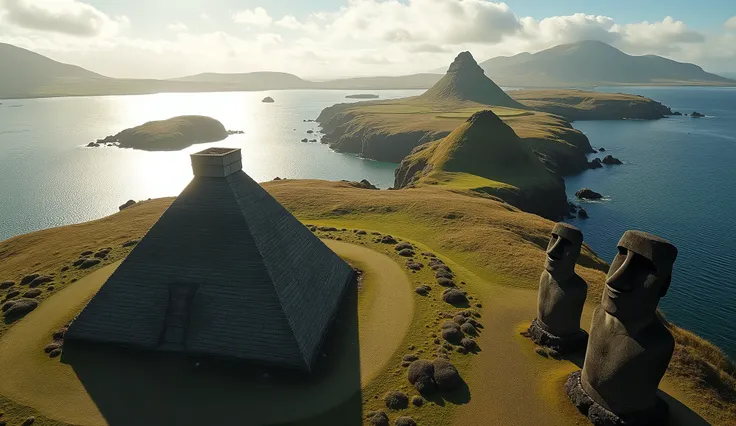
567 86 736 359
1 86 734 359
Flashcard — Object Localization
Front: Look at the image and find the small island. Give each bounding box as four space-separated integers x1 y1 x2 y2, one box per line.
691 111 704 118
262 96 275 103
91 115 229 151
345 94 379 99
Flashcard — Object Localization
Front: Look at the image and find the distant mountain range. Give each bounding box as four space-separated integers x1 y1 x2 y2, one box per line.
0 40 733 99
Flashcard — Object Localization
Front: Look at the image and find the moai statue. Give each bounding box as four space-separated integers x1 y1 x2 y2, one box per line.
566 230 678 426
527 222 588 352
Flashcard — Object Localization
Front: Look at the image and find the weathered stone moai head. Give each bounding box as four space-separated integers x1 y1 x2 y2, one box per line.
544 222 583 281
602 230 677 326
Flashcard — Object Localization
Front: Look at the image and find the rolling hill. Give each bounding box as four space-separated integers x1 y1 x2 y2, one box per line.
477 40 735 87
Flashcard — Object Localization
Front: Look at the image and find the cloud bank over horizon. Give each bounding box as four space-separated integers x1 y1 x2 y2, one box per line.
0 0 734 79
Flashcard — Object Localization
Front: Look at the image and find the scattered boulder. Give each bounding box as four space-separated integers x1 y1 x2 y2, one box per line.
384 390 409 409
407 360 436 393
403 354 418 362
394 417 417 426
262 97 275 103
575 188 602 200
356 230 367 235
411 395 424 407
23 289 42 298
3 298 38 319
21 417 36 426
86 142 100 148
436 277 455 287
367 411 389 426
122 239 140 248
672 111 682 116
435 269 453 279
406 261 423 271
414 285 431 296
453 314 467 325
300 138 308 142
598 147 606 152
398 249 415 257
119 200 137 211
80 250 93 257
578 208 589 219
380 235 398 244
52 327 67 340
44 343 61 353
72 259 86 267
433 359 462 391
78 258 101 269
318 226 338 232
602 155 623 165
4 290 20 300
460 337 477 351
460 322 478 336
49 349 62 358
29 276 53 288
227 130 244 135
2 301 16 312
441 321 464 343
94 249 111 258
395 242 413 251
20 274 40 285
691 111 704 118
0 281 14 289
306 130 314 134
442 289 468 305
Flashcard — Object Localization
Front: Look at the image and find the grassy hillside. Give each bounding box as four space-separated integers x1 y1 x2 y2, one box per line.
112 115 229 150
0 180 733 425
394 110 567 218
479 40 736 87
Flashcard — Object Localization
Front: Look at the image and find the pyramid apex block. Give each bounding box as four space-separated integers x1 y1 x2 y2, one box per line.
190 148 242 177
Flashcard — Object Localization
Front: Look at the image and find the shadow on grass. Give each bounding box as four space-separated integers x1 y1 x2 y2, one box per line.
422 378 472 408
658 391 710 426
63 283 364 426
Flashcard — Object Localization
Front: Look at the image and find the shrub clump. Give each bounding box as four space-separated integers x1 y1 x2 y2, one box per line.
318 226 338 231
20 274 40 285
442 289 468 305
29 276 53 288
4 290 20 300
395 242 413 251
407 360 436 393
384 390 409 409
406 261 423 271
411 395 424 407
435 269 454 279
122 239 139 247
0 280 14 289
394 416 417 426
433 359 463 391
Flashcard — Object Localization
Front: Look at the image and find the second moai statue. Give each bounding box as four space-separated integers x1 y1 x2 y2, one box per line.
528 222 588 352
566 230 678 426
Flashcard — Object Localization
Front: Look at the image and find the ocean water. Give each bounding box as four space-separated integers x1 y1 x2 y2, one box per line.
0 90 420 241
566 86 736 358
1 86 735 359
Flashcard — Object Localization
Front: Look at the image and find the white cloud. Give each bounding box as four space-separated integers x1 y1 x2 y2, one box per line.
518 14 620 47
621 16 704 54
167 22 187 32
200 13 210 20
275 15 303 30
232 7 272 27
725 16 736 30
0 0 127 37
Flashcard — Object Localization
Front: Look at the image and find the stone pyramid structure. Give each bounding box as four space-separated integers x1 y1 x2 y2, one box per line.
66 148 354 372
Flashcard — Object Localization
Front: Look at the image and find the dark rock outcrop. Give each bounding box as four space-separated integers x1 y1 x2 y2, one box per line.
262 96 275 103
588 158 603 169
690 111 704 118
119 200 137 210
575 188 602 200
602 155 622 165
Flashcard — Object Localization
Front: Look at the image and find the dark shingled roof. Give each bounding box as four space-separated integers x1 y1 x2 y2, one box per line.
66 149 354 372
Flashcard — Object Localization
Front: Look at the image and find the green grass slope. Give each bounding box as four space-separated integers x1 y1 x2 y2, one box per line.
113 115 229 151
394 110 567 219
417 52 525 109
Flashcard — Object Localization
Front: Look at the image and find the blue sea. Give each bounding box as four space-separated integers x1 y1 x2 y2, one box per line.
566 86 736 358
0 86 734 359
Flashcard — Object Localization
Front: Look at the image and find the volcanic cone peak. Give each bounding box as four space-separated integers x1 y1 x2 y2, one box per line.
447 51 484 74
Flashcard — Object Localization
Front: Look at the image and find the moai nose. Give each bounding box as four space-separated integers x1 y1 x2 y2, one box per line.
547 236 565 260
606 250 634 291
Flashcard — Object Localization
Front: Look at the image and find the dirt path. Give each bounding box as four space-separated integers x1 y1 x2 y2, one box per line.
0 241 414 425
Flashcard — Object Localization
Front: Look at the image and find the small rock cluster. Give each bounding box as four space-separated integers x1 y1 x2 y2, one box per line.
43 325 68 359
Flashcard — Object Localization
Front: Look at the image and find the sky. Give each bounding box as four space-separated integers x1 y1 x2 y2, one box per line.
1 0 736 79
